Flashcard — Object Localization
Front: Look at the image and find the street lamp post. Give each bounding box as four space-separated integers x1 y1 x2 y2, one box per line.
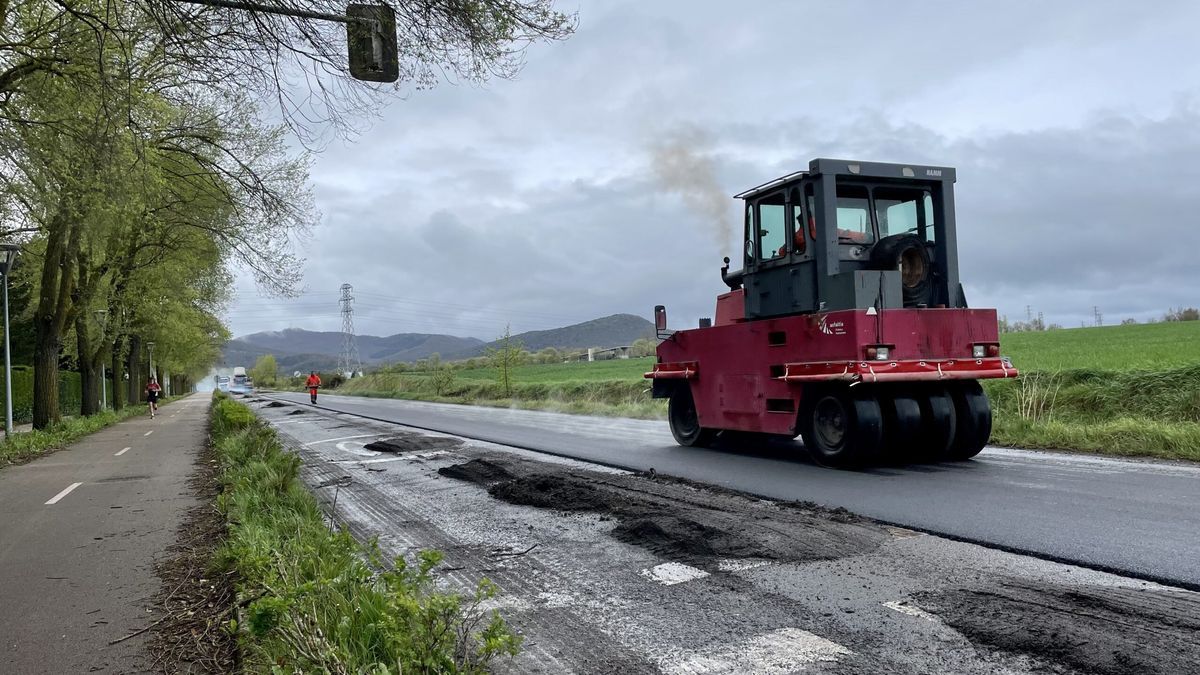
1 244 21 438
147 341 156 391
95 310 108 410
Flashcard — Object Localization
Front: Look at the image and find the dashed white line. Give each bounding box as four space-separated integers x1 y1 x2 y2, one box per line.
302 434 379 447
143 430 154 437
883 600 940 622
115 447 131 456
45 482 83 505
641 562 710 586
717 559 770 573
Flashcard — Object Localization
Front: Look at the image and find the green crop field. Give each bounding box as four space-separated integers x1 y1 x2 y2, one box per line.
452 357 655 383
998 321 1200 371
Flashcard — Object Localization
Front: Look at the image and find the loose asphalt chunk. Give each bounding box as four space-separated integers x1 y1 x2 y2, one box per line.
916 580 1200 675
264 401 289 408
286 409 307 416
437 458 514 485
364 433 463 454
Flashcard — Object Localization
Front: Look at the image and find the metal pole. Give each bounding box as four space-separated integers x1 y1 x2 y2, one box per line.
3 268 12 438
100 362 107 411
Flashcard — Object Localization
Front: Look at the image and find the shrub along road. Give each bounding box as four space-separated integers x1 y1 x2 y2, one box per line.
247 397 1200 674
266 391 1200 589
0 395 209 674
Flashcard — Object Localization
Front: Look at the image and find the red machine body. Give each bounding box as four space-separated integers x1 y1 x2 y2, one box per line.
649 304 1013 438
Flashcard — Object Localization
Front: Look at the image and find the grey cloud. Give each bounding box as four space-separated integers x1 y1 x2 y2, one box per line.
226 0 1200 339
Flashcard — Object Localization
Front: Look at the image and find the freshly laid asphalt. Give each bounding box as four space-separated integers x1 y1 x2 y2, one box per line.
270 391 1200 589
0 396 208 674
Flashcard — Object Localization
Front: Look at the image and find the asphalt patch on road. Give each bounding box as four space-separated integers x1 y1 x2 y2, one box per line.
364 433 463 454
264 401 289 408
437 458 514 485
917 580 1200 675
441 458 887 567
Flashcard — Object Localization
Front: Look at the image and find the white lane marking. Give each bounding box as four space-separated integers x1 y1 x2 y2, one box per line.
302 434 378 447
115 447 131 456
45 482 83 505
144 430 153 437
883 600 940 622
641 562 709 586
660 627 853 675
335 440 379 457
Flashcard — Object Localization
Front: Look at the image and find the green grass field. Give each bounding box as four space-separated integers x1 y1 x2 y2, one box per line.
340 321 1200 461
998 321 1200 371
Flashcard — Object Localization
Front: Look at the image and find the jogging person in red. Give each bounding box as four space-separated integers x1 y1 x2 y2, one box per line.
146 377 162 418
305 371 321 404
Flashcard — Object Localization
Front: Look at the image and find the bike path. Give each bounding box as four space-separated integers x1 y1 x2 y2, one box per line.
0 395 209 674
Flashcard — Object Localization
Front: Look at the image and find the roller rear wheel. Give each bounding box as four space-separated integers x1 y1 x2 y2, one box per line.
668 387 716 447
915 386 957 462
881 390 924 464
801 386 883 467
947 381 991 460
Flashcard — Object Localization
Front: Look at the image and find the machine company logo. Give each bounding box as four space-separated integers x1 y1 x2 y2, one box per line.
818 317 846 336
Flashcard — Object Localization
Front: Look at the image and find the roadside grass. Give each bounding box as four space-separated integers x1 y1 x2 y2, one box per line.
0 404 149 468
209 393 520 673
334 322 1200 461
983 364 1200 461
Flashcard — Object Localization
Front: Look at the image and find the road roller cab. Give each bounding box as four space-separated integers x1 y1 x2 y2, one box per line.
647 158 1017 466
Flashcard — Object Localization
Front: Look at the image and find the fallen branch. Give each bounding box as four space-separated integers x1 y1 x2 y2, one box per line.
489 544 538 558
109 616 166 644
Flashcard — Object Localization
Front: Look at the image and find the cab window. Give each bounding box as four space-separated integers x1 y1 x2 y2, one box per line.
835 184 873 244
744 203 755 263
788 186 807 256
756 192 786 261
873 187 932 240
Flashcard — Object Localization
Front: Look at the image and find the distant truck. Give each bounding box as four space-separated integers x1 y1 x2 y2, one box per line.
231 366 251 393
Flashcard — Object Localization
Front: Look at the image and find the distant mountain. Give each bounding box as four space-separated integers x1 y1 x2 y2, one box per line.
447 314 655 359
220 328 483 370
221 314 654 370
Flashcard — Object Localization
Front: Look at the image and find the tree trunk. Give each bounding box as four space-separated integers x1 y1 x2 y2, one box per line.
110 338 124 410
32 207 78 430
31 329 60 428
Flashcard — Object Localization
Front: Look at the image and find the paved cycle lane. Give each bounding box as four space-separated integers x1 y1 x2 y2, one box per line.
0 395 210 674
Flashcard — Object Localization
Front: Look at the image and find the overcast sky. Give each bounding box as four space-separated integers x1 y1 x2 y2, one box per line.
225 0 1200 339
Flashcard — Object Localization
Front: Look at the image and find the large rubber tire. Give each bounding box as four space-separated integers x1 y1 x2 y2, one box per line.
800 386 883 467
947 381 992 460
869 234 933 307
668 387 716 447
915 387 957 462
880 390 924 464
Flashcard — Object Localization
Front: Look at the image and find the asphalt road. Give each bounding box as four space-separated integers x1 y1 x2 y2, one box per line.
270 392 1200 588
0 396 208 674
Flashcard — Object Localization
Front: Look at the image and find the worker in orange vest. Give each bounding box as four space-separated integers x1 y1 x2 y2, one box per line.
305 371 321 404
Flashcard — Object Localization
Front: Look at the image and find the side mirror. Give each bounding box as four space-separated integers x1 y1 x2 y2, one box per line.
347 4 399 83
654 305 671 339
